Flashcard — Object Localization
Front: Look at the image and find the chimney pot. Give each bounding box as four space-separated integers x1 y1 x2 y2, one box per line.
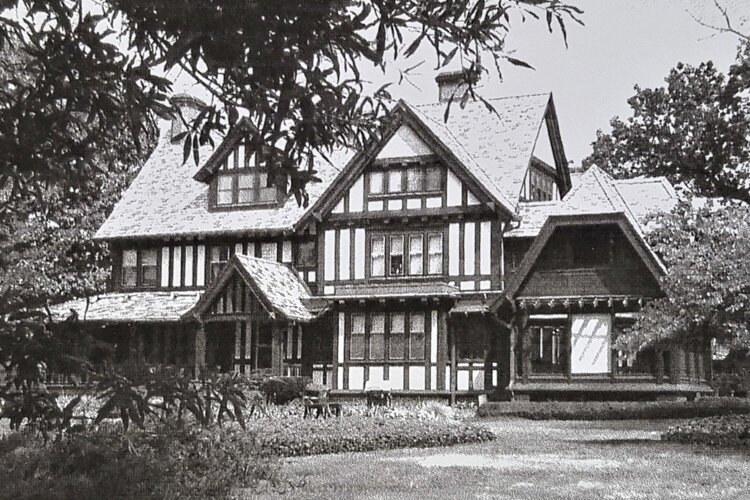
435 70 478 103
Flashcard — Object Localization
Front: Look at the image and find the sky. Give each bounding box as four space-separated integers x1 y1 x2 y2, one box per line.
172 0 750 168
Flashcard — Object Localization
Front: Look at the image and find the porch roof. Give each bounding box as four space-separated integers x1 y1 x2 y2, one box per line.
47 291 202 323
449 299 490 315
185 254 318 323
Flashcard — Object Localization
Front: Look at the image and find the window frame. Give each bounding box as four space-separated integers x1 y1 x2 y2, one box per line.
121 248 159 289
345 311 429 363
369 230 444 279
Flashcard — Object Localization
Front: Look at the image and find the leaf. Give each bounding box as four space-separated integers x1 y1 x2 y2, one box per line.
505 57 534 70
182 134 192 165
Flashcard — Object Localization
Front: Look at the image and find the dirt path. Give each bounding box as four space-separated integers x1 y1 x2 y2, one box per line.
256 418 750 499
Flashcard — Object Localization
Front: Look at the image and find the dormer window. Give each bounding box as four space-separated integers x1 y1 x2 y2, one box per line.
211 144 281 209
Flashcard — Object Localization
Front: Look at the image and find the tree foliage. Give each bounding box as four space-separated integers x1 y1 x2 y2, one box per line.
622 200 750 350
584 40 750 203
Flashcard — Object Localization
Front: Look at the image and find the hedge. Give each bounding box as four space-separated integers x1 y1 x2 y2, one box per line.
476 398 750 420
662 414 750 448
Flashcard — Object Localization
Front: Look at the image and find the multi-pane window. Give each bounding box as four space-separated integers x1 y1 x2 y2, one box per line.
296 241 316 268
529 325 565 374
210 246 229 282
370 313 385 360
121 249 158 288
346 311 426 362
389 313 405 360
350 313 366 360
528 168 555 202
371 231 443 278
216 171 277 207
217 175 234 205
371 236 386 277
409 313 426 360
427 233 443 274
389 235 404 276
121 250 138 287
369 166 442 196
408 235 423 275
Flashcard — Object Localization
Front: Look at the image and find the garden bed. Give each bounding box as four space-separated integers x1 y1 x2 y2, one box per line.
249 402 495 457
662 414 750 449
477 398 750 420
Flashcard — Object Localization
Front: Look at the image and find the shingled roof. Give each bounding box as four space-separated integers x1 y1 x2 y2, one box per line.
95 120 354 241
413 93 556 209
186 254 318 322
47 291 202 323
507 167 678 238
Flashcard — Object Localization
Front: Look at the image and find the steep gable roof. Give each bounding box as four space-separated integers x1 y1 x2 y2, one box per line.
95 119 353 240
186 254 318 322
414 93 567 207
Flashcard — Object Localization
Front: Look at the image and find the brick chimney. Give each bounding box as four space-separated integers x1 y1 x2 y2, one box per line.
435 70 479 103
169 94 207 142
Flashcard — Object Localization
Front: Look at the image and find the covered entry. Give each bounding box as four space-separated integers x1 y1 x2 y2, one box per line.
184 254 321 376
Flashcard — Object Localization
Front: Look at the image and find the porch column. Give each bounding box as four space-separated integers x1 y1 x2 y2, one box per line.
449 325 457 406
436 310 448 391
271 323 283 376
194 321 206 377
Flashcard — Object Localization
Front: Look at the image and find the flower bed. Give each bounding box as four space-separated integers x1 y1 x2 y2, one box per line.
477 398 750 420
662 414 750 449
248 402 494 457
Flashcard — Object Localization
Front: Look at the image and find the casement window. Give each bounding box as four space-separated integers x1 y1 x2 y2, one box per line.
347 311 426 362
121 250 138 287
388 313 405 360
209 246 229 282
389 235 404 276
369 313 385 360
408 235 423 275
296 241 316 268
408 313 426 360
427 233 443 274
121 248 158 288
529 325 566 374
528 168 555 202
371 236 386 277
212 146 279 208
350 313 366 360
371 231 443 278
369 166 442 197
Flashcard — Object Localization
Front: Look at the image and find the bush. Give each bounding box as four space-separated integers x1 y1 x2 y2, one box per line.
663 414 750 448
260 376 310 405
476 398 750 420
0 424 289 499
246 404 494 457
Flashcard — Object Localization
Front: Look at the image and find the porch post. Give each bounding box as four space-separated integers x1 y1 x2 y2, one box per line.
271 322 283 376
449 324 457 406
194 321 206 377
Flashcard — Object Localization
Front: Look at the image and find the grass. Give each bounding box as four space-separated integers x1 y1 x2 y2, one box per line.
477 397 750 420
261 418 750 499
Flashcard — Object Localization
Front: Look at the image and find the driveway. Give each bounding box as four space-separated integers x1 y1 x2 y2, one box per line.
260 418 750 499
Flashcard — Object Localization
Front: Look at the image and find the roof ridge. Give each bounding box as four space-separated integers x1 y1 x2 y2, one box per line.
412 92 551 108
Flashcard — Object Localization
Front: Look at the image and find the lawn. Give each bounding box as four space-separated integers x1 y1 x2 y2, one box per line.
250 418 750 499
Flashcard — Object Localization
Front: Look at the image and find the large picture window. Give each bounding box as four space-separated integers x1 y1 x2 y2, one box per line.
370 231 443 278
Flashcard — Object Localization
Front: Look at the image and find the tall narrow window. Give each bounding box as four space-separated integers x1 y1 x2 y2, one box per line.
427 233 443 274
371 236 385 277
387 169 403 193
389 235 404 276
350 313 365 360
210 246 229 282
121 249 137 287
369 171 384 194
409 313 426 360
217 175 234 205
370 313 385 360
389 313 405 359
408 235 423 275
141 249 158 288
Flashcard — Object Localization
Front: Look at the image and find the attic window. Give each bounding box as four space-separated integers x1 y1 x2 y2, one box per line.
211 145 280 209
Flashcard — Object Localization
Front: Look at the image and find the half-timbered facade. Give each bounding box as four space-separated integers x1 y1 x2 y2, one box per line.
49 74 713 400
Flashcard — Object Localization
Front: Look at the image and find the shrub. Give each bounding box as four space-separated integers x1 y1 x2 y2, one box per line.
662 414 750 448
476 398 750 420
0 424 289 499
260 376 310 405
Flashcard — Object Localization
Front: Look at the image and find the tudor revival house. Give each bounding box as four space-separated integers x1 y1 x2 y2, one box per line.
51 74 714 400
